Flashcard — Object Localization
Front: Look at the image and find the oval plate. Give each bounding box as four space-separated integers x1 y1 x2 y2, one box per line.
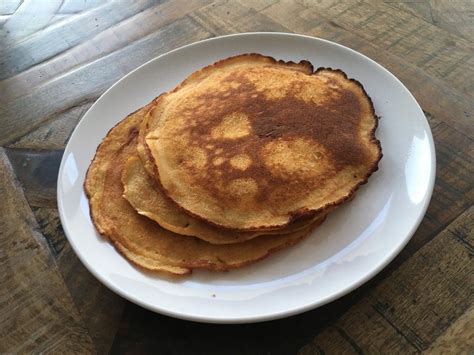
57 33 435 323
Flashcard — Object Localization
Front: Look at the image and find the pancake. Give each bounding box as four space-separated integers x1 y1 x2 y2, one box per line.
122 154 319 244
141 54 382 230
84 105 324 275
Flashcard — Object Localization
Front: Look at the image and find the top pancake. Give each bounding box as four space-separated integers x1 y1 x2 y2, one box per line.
143 54 382 230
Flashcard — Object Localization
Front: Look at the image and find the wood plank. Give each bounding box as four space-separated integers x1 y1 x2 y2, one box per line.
8 101 93 150
0 0 63 42
430 0 474 42
261 1 473 137
385 1 435 25
296 0 474 97
27 202 125 353
111 293 364 354
5 148 63 208
311 206 473 352
48 13 74 26
299 327 357 355
236 0 279 11
57 243 126 354
426 304 474 354
0 148 95 353
8 102 93 150
308 298 418 354
0 16 212 145
0 14 71 28
0 0 212 103
189 0 289 35
3 146 125 353
0 0 22 15
31 207 67 258
0 0 160 80
59 0 109 14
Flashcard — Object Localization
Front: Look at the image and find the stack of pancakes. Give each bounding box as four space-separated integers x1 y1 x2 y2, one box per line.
85 54 382 276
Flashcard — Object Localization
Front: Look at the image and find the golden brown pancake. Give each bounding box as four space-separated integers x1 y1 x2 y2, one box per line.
84 105 324 275
122 154 320 244
142 54 382 230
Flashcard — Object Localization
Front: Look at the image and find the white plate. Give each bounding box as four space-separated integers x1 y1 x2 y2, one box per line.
57 33 435 323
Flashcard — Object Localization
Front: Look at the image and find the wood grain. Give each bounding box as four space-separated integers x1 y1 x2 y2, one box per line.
386 1 435 25
0 0 22 15
189 0 288 35
0 1 472 353
7 101 94 150
430 0 474 41
31 207 67 258
0 16 212 145
0 0 211 103
427 304 474 354
0 0 160 79
0 0 63 42
308 299 419 354
57 243 126 355
5 148 63 208
0 149 94 353
2 146 126 353
59 0 108 15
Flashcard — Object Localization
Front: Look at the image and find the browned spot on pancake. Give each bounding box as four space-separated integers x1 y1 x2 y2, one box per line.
211 112 251 139
227 178 258 200
230 154 252 170
261 138 335 179
213 157 225 166
178 72 369 203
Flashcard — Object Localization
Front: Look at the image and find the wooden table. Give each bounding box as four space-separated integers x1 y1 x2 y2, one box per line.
1 1 473 353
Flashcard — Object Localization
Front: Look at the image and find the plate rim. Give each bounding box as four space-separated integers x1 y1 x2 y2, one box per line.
57 32 436 324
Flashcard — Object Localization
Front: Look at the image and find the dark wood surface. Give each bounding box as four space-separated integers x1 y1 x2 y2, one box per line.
1 1 473 353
